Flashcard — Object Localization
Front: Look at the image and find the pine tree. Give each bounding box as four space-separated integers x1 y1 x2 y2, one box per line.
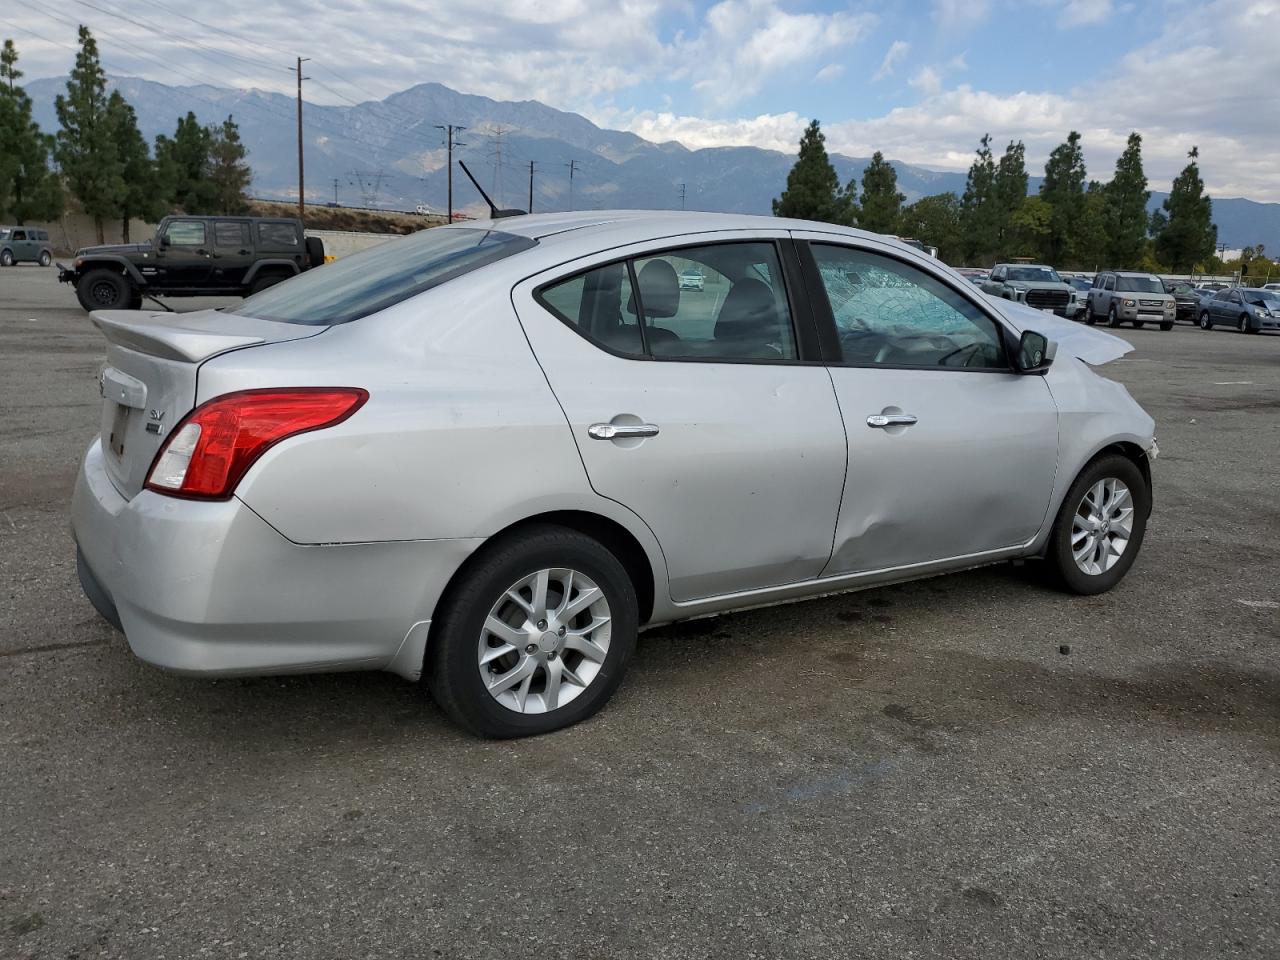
1008 196 1052 261
54 26 124 243
1155 147 1216 272
155 111 214 213
0 38 64 223
1039 131 1087 265
857 151 904 234
207 115 252 214
993 140 1028 254
772 120 853 225
898 192 961 263
106 91 162 242
960 134 999 264
1105 132 1149 268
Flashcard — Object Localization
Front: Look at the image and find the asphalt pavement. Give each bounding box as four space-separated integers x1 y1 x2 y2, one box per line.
1 265 1277 959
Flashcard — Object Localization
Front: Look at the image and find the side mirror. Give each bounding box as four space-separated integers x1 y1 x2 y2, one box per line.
1015 329 1055 374
158 234 171 249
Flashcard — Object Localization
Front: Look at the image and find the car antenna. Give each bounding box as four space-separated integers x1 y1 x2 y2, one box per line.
457 160 526 218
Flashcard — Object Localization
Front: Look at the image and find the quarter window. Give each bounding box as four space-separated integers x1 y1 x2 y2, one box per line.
811 244 1006 369
257 222 299 247
539 261 644 355
165 220 206 246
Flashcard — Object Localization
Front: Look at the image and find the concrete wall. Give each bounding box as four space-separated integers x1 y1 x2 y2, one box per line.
306 229 402 259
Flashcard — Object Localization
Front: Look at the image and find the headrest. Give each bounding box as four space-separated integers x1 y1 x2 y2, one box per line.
714 278 777 339
628 260 680 318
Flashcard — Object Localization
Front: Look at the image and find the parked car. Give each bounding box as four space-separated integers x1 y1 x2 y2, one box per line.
1164 281 1203 323
1086 271 1176 329
1065 276 1093 321
678 268 705 291
57 215 325 311
72 211 1156 738
1197 287 1280 333
0 226 54 266
1263 283 1280 292
981 263 1075 316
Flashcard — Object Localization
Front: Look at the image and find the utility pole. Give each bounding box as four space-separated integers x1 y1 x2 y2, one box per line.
330 178 340 205
565 159 580 211
435 124 466 221
678 182 686 210
528 161 535 213
295 56 310 223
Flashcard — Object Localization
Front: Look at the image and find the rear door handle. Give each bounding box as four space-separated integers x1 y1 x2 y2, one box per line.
588 422 660 440
867 414 918 428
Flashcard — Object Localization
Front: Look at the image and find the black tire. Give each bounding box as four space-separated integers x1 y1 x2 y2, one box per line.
1199 311 1213 330
1044 454 1150 596
38 250 52 267
1107 305 1121 328
248 273 287 296
426 525 639 738
0 248 13 267
1239 314 1256 334
1085 303 1097 326
1159 320 1174 331
304 235 325 269
75 268 133 311
1132 320 1145 329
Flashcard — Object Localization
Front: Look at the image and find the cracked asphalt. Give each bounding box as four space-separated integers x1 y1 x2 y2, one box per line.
1 266 1277 959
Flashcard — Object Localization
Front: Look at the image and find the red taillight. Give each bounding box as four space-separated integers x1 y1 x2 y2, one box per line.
145 388 368 500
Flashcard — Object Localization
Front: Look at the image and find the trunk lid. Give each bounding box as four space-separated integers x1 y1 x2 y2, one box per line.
92 309 325 498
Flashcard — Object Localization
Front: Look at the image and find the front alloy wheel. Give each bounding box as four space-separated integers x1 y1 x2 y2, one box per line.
1070 478 1135 576
1045 454 1149 595
1199 312 1213 330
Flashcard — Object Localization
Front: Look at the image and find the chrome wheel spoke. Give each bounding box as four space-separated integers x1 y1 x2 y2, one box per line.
560 660 588 689
484 616 526 647
564 633 607 664
487 656 536 696
541 656 563 711
1070 476 1135 576
559 584 602 622
480 642 517 665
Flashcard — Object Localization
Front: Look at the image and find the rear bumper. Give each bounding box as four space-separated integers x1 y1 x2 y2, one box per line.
71 438 480 680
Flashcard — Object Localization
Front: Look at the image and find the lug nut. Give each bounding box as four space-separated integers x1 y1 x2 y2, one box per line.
548 650 558 660
537 619 547 630
524 643 537 655
557 626 566 637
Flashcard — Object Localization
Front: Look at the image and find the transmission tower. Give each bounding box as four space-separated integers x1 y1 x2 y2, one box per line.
484 124 510 208
348 170 389 206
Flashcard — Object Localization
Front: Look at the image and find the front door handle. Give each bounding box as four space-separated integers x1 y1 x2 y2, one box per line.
867 414 918 428
588 422 660 440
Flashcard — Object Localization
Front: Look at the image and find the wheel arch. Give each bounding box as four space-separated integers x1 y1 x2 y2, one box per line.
242 259 301 286
78 256 145 286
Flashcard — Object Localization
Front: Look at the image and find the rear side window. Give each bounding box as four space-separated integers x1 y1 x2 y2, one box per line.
257 222 299 247
232 226 537 325
214 222 249 247
539 241 798 363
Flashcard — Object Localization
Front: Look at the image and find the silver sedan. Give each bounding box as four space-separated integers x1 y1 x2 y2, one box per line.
73 211 1157 737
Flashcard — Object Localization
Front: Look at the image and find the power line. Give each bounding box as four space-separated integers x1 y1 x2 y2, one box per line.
130 0 298 59
435 123 465 220
566 158 580 211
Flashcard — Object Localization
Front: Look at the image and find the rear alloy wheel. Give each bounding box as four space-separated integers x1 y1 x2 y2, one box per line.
427 525 638 738
39 250 52 267
0 249 13 267
1107 305 1121 328
1045 454 1149 595
1199 311 1213 330
75 268 133 311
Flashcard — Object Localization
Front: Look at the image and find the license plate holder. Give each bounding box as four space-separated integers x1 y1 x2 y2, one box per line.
108 404 130 459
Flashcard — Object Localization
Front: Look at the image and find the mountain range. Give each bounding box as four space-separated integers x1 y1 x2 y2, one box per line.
24 75 1280 251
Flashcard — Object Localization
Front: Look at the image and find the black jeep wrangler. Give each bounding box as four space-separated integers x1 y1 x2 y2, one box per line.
58 215 325 311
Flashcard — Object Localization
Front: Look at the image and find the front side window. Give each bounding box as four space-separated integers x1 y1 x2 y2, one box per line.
1103 275 1115 291
165 220 206 246
811 244 1006 369
539 241 798 363
12 230 26 241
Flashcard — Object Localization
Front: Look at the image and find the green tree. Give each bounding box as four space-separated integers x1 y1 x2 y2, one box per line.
54 26 124 243
0 38 63 224
106 91 163 242
772 119 853 225
959 134 999 264
856 151 904 234
207 115 252 214
993 140 1028 254
1008 196 1052 260
1105 132 1149 268
155 111 215 213
1039 131 1087 264
1074 182 1110 271
1155 146 1216 272
898 192 961 263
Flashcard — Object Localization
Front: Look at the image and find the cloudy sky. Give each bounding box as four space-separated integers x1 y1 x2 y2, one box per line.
3 0 1279 200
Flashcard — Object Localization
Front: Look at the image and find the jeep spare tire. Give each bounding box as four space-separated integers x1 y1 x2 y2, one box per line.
305 235 325 269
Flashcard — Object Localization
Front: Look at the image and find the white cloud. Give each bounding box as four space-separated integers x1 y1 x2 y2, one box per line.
933 0 991 27
1059 0 1114 26
595 108 808 152
872 40 910 80
815 63 845 83
909 66 942 95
